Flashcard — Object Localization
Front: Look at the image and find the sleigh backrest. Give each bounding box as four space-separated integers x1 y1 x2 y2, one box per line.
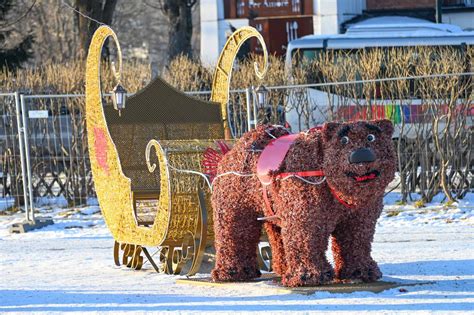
104 76 224 192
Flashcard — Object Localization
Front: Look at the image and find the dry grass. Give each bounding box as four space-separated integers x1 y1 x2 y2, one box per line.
414 200 426 209
162 54 213 92
386 210 402 217
161 53 290 91
2 46 472 94
0 60 151 94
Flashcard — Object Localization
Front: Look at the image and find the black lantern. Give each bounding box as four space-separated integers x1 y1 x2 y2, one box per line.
112 83 127 112
255 84 268 109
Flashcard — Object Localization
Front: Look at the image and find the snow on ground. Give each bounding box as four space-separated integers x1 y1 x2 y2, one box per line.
0 193 473 314
0 197 15 211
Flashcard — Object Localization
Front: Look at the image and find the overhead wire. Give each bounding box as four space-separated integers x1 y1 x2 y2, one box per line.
60 0 106 26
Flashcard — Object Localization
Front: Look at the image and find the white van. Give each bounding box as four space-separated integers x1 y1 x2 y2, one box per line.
283 16 474 138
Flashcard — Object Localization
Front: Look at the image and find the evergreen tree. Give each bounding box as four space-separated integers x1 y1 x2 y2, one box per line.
0 0 33 69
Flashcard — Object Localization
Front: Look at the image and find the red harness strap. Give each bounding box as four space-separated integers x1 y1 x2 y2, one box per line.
328 185 356 209
256 129 355 222
261 185 277 221
260 170 355 221
277 170 355 210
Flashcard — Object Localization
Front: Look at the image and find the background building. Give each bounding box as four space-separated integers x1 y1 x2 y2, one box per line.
200 0 474 65
200 0 366 65
362 0 474 30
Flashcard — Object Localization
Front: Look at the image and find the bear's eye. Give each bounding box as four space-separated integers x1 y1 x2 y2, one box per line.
367 134 376 142
340 136 350 144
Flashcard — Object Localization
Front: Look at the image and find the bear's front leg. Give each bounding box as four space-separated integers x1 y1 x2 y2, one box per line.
280 215 334 287
332 207 382 283
211 205 262 282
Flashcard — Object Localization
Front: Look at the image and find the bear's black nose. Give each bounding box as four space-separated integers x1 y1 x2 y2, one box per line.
350 148 376 164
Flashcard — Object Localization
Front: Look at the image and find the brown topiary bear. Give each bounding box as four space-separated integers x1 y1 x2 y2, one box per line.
210 120 397 287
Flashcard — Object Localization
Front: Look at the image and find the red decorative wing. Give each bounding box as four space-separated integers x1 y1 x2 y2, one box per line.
202 141 231 181
216 141 230 155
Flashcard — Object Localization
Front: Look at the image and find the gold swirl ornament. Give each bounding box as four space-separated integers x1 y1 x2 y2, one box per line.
210 26 268 139
86 26 212 275
85 26 170 246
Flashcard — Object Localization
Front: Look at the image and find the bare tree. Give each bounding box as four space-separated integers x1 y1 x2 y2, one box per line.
0 0 34 68
74 0 118 57
146 0 197 60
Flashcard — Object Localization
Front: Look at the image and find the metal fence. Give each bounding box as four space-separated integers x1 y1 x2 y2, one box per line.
21 95 94 208
0 93 95 220
1 73 473 219
257 73 473 202
0 93 29 215
0 90 252 216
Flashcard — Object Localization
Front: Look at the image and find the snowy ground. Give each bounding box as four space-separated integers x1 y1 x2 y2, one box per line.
0 193 473 314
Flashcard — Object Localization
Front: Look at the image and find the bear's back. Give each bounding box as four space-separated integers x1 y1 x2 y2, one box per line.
281 129 324 174
217 125 290 174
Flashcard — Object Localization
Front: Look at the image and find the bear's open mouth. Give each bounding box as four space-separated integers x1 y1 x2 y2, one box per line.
346 170 380 182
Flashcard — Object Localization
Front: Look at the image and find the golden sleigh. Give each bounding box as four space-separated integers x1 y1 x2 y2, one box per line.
85 26 269 275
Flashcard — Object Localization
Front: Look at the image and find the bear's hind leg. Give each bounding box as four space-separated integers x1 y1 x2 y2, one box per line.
211 207 262 282
264 223 287 276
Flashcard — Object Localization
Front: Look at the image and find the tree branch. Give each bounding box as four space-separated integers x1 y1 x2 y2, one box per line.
187 0 197 8
143 0 162 11
101 0 118 25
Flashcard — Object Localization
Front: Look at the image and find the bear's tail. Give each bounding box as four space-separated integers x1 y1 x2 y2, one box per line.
202 141 231 182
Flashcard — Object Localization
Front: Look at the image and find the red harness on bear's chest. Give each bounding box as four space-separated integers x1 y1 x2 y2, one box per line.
256 132 355 218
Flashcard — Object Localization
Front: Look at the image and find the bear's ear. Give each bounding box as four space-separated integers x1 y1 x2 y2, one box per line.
322 122 341 142
372 119 394 137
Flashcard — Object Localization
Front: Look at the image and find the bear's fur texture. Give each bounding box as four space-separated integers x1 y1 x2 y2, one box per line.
211 120 397 287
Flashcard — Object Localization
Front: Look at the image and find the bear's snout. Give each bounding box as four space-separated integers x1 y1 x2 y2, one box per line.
349 148 376 164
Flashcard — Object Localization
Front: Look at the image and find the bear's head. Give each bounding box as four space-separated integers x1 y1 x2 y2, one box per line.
321 120 397 204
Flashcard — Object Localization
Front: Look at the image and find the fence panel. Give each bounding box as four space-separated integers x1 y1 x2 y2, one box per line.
4 91 250 211
22 95 95 208
0 93 26 212
269 75 473 202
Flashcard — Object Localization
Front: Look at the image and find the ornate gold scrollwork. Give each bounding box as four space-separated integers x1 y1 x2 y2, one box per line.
189 188 209 275
113 241 121 266
86 26 171 247
148 188 209 275
211 26 269 139
113 241 144 270
158 246 171 273
170 187 209 275
130 245 144 270
170 233 195 274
